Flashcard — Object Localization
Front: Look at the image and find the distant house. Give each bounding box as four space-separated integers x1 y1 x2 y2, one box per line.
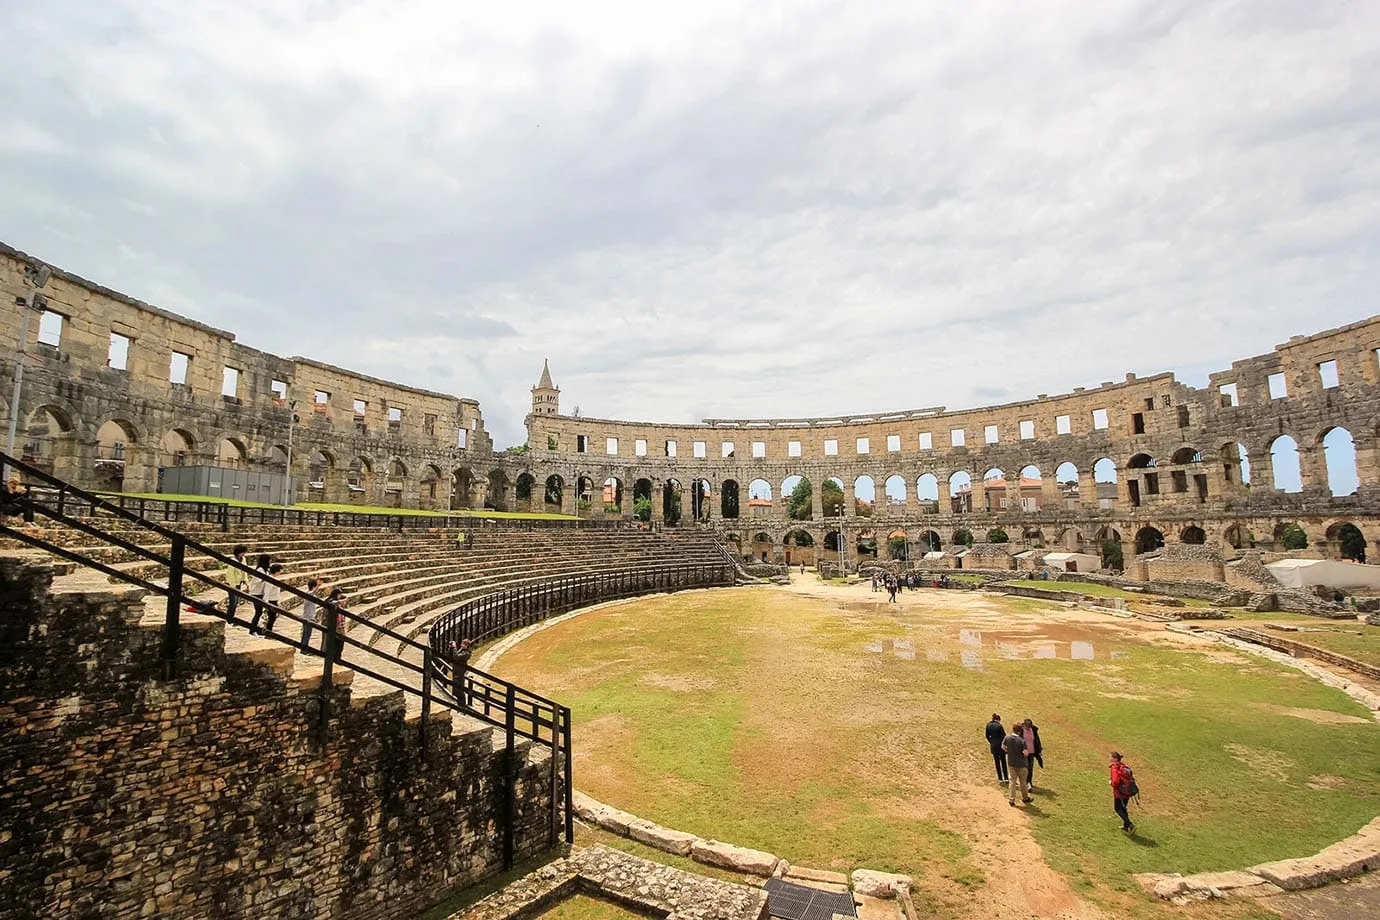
981 476 1044 512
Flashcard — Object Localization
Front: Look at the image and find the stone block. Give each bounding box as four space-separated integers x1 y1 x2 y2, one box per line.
850 869 912 898
625 818 698 857
690 839 780 876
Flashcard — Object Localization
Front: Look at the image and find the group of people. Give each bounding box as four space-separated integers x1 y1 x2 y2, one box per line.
870 571 954 600
983 713 1138 832
218 545 348 662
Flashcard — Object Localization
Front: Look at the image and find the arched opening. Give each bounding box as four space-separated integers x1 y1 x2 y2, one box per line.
1321 428 1358 496
884 474 906 510
453 468 477 509
1181 526 1206 545
515 472 536 511
577 475 597 514
783 475 813 520
1017 465 1042 512
486 469 510 511
633 478 653 521
1128 453 1155 469
749 478 773 518
215 436 247 469
918 530 942 553
158 429 195 471
544 474 565 511
916 473 939 513
603 476 624 514
308 450 334 497
951 528 974 548
95 419 137 491
690 478 712 522
1326 522 1367 562
948 471 972 514
981 468 1005 512
784 528 815 566
386 459 407 500
1274 521 1309 551
887 529 908 560
853 475 875 517
1054 462 1080 507
1093 458 1118 508
1222 524 1246 550
1095 526 1123 570
1222 442 1252 486
348 457 372 498
1270 435 1302 492
751 531 772 563
421 465 443 506
662 478 682 525
720 479 740 519
264 444 289 471
1134 526 1165 554
855 528 878 560
823 530 843 553
1171 447 1202 465
22 404 75 473
822 477 844 518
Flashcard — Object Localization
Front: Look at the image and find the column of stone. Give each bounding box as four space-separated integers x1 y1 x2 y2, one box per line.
811 481 824 521
1004 476 1023 515
1354 436 1380 493
843 480 856 519
1077 468 1098 510
651 480 664 523
701 480 715 523
1040 473 1063 511
1297 442 1329 494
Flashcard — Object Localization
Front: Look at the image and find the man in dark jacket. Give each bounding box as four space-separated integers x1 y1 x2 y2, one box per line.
984 714 1007 783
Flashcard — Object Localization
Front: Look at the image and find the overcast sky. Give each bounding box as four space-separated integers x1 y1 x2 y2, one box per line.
3 1 1378 449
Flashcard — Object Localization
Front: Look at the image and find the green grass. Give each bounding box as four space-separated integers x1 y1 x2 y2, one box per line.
1006 579 1212 607
95 490 576 520
494 587 1380 919
1284 625 1380 670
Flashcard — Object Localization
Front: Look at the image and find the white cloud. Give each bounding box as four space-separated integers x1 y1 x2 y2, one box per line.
2 0 1378 447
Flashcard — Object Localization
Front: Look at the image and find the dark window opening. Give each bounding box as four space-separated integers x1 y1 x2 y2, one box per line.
1145 473 1160 495
1177 405 1190 428
1172 470 1188 493
1132 413 1145 435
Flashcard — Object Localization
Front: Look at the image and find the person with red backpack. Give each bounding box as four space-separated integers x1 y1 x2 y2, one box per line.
1109 751 1137 833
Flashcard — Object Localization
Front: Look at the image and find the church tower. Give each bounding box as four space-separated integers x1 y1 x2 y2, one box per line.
531 359 560 416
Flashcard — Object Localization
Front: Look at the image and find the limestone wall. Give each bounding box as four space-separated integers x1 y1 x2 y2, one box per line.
0 560 555 920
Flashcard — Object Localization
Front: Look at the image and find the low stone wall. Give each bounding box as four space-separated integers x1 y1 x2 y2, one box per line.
0 559 556 920
1220 627 1380 682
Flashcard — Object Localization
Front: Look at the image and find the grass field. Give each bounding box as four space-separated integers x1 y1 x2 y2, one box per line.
1282 625 1380 670
95 490 576 520
1005 579 1213 608
493 584 1380 920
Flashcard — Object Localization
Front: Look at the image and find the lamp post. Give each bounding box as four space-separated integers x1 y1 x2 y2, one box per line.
836 501 846 579
283 400 298 507
6 263 51 479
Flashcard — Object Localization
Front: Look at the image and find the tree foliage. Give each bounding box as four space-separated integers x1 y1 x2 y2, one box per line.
953 528 974 547
787 477 815 520
633 496 652 522
888 535 908 559
1101 538 1124 570
1280 522 1308 551
1337 524 1367 562
821 479 844 517
986 527 1009 543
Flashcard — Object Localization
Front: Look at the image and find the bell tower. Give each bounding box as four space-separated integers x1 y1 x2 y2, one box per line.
531 359 560 417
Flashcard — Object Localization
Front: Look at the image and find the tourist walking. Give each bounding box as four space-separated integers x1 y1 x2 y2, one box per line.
324 587 348 663
886 577 898 603
258 563 284 635
247 554 271 635
298 578 321 652
985 714 1008 783
1109 752 1137 833
1022 718 1044 790
223 544 248 619
1003 728 1032 806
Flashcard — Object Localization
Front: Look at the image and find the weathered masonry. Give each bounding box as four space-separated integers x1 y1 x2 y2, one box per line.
519 321 1380 565
0 242 492 510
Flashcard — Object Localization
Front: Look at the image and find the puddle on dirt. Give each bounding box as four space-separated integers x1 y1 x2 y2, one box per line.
874 623 1129 668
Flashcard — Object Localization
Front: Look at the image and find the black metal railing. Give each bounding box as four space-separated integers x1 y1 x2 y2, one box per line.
430 562 735 653
0 453 573 864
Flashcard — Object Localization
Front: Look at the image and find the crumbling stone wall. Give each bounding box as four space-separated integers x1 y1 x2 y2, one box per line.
0 560 555 920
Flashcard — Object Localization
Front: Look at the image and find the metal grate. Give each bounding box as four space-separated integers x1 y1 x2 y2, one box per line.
764 878 857 920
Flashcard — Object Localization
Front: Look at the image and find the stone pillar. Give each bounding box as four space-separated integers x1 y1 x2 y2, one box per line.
810 484 824 521
1040 474 1062 511
701 482 715 523
1004 478 1022 514
843 481 856 518
1078 469 1098 509
651 480 664 523
1297 443 1329 494
1354 437 1380 492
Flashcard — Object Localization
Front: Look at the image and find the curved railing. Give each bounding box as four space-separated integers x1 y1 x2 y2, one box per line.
429 562 735 654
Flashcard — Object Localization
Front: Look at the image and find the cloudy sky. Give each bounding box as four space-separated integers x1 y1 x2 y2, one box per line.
3 1 1378 448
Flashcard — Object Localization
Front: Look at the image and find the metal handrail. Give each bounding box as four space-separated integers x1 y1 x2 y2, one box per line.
0 452 576 862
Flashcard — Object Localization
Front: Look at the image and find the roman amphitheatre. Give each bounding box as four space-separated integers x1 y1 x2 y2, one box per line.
2 242 1379 920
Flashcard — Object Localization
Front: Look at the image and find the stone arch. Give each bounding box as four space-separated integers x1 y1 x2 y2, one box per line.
23 404 76 473
662 478 683 525
918 529 942 553
1181 525 1206 545
543 473 564 511
1273 520 1307 550
948 471 972 514
421 464 444 505
486 469 510 511
823 529 844 553
821 476 844 518
1094 526 1123 568
1022 526 1044 547
883 474 906 510
1128 453 1156 469
854 527 878 560
783 528 815 566
1222 524 1246 550
1325 521 1366 562
1269 435 1302 493
576 475 597 511
750 530 773 562
632 478 653 521
94 418 138 491
384 459 408 505
454 467 477 509
158 429 195 469
215 435 248 469
981 468 1004 512
853 475 875 517
1221 441 1252 486
264 444 290 470
603 476 624 514
915 473 940 513
308 450 334 497
690 478 712 522
515 472 536 510
782 474 812 520
886 528 908 560
348 456 373 497
720 478 740 519
1171 446 1202 465
1320 427 1358 496
1054 462 1080 505
1134 526 1165 554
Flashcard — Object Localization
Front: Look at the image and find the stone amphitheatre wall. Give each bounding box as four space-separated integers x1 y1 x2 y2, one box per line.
0 559 555 920
6 240 1380 571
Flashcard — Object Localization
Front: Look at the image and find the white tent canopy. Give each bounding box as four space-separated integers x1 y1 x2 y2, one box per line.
1265 558 1380 590
1042 552 1102 573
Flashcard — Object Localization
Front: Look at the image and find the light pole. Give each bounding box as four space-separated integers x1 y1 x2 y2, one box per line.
6 263 51 478
836 500 846 579
282 400 298 507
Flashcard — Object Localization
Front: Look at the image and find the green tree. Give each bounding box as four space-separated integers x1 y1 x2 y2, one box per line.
504 442 530 454
986 527 1009 543
1101 538 1124 570
787 477 815 520
633 495 652 522
1337 524 1367 562
821 479 844 517
1280 522 1308 551
665 490 682 525
888 535 908 559
953 528 974 547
